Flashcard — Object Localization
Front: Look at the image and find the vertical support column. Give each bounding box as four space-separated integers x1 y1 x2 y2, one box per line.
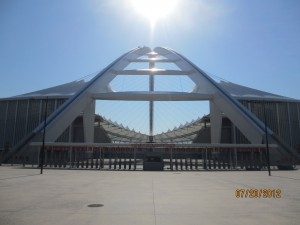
40 97 48 174
12 101 19 145
210 101 222 143
70 147 73 168
205 148 208 170
3 101 8 147
287 103 293 146
276 103 281 137
101 148 104 169
234 148 237 169
175 151 178 170
118 150 122 170
180 158 183 170
109 148 112 169
212 148 216 169
114 153 117 170
91 148 94 169
123 153 126 170
95 148 98 169
263 101 271 176
98 148 101 170
297 103 300 136
44 148 47 167
129 152 132 170
208 149 211 170
68 125 72 143
170 148 173 171
229 149 232 170
75 148 79 168
83 100 96 143
204 148 207 169
22 100 29 138
80 150 84 168
134 148 137 170
297 103 300 144
195 154 198 170
231 122 238 169
259 148 263 169
185 157 188 170
149 54 155 142
38 99 43 124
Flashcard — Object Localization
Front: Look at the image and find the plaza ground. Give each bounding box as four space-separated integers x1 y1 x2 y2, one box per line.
0 166 299 225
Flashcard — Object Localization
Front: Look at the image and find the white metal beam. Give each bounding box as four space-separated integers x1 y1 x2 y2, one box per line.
93 92 211 101
111 69 193 75
128 59 177 63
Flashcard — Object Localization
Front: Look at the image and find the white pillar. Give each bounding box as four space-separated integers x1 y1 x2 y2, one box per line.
83 100 95 143
210 100 222 143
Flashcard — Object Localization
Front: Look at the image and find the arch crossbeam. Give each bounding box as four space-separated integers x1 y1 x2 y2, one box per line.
93 92 211 101
111 69 193 75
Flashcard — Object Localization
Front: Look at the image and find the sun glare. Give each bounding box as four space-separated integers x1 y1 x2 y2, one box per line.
130 0 178 27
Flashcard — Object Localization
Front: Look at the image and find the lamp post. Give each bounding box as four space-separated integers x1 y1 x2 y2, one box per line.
263 100 271 176
40 96 48 174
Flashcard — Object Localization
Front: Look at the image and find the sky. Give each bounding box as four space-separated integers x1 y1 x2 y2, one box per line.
0 0 300 134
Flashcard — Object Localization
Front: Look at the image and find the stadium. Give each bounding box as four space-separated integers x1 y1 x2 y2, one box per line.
0 46 299 170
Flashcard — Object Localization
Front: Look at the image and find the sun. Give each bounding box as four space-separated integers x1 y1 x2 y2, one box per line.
130 0 178 27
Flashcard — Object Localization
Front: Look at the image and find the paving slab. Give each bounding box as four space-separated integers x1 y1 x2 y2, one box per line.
0 166 299 225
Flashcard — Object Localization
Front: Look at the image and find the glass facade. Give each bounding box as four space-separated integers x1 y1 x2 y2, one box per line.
4 101 17 148
0 101 8 149
289 103 300 149
235 100 300 151
0 97 299 154
14 100 28 146
0 98 68 151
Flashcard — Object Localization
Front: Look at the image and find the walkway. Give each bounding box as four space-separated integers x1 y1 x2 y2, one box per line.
0 166 299 225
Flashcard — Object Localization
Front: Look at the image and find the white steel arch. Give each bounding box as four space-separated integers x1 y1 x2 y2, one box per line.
5 46 299 164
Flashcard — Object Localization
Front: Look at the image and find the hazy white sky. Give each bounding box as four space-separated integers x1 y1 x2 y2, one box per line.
1 0 299 134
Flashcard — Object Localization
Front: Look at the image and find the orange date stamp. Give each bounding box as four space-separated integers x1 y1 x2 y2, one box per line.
235 189 281 198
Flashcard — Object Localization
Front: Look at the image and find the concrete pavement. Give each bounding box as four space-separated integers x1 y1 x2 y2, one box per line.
0 166 299 225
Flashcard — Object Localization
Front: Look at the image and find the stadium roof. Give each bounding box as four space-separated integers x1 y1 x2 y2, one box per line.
1 77 297 143
219 81 296 102
2 78 298 103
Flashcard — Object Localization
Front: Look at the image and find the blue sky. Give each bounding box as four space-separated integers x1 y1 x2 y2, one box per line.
1 0 300 134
